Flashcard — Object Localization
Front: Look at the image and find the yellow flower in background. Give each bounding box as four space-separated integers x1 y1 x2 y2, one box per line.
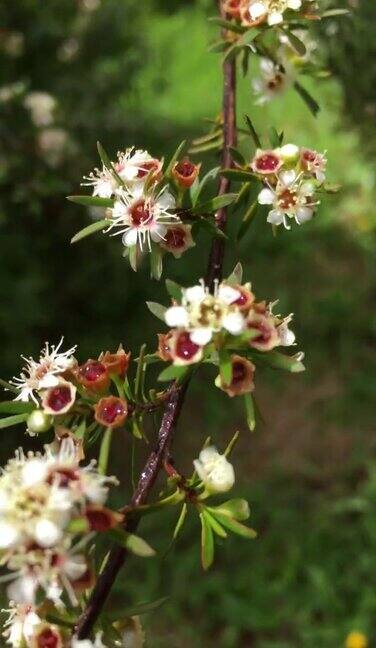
345 631 368 648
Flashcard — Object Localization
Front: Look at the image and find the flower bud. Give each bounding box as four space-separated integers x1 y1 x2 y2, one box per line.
160 224 195 259
215 355 255 397
41 381 76 415
94 396 128 428
76 360 110 392
157 332 174 361
172 158 201 188
85 505 124 532
194 446 235 493
279 143 299 163
27 409 53 435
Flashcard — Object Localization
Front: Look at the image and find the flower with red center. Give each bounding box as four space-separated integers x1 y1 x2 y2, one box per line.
115 148 162 186
300 147 327 183
215 355 256 397
85 504 123 532
99 345 131 377
240 1 267 26
76 360 110 392
107 184 179 252
41 380 76 416
251 148 283 175
222 0 244 19
157 332 174 362
170 331 203 366
227 282 255 313
33 625 62 648
94 396 128 428
253 59 294 105
160 224 195 259
257 169 318 228
247 312 280 351
172 158 201 188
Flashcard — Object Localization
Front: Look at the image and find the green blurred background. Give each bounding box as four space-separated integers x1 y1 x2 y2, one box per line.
0 1 375 646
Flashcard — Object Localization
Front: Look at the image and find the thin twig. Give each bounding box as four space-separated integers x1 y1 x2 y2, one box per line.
74 2 237 637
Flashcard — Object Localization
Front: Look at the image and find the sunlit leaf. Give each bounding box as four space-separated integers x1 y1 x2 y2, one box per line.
71 219 108 244
227 262 243 285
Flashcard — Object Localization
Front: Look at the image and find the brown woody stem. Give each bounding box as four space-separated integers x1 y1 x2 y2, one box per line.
74 4 237 638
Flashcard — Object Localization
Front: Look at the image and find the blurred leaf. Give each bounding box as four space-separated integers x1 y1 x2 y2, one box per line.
281 29 307 56
0 413 29 429
165 140 186 177
244 114 261 148
219 349 232 385
71 219 108 244
0 401 33 414
200 511 214 570
229 147 246 166
173 503 188 540
208 17 246 34
268 126 281 148
220 169 255 182
108 528 156 557
67 195 114 208
146 301 167 321
294 82 320 116
158 365 189 382
212 511 257 539
192 193 237 214
165 279 183 301
196 217 228 240
190 166 220 206
210 498 250 522
150 246 163 281
244 392 256 431
227 262 243 285
237 201 258 241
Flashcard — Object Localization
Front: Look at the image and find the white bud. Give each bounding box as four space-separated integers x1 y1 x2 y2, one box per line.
0 521 20 549
33 518 63 547
26 409 53 435
280 144 300 162
193 446 235 494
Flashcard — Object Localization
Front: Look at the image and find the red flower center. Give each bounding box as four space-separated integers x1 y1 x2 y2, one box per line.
233 291 247 307
46 386 72 412
137 160 159 178
303 149 316 162
232 361 247 384
252 321 272 344
255 153 280 173
80 361 106 382
175 160 195 178
86 508 113 532
279 189 297 210
99 400 126 425
37 628 60 648
165 227 186 249
129 199 152 226
175 332 200 361
48 468 79 487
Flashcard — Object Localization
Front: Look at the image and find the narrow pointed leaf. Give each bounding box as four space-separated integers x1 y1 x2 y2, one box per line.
158 365 190 383
108 528 156 557
220 169 255 182
150 246 163 281
71 219 108 244
197 218 228 240
0 413 29 429
237 201 258 241
165 140 186 177
173 503 188 540
67 196 114 208
165 279 183 301
219 349 232 385
204 510 228 538
208 16 246 34
227 262 243 285
210 498 250 522
244 115 261 148
200 512 214 570
294 81 320 116
213 511 257 539
244 392 256 431
146 301 167 322
190 166 220 206
0 401 34 414
229 147 246 166
192 193 237 214
282 29 307 57
268 126 281 149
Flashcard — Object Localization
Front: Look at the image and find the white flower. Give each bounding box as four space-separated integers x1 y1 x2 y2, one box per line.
300 148 327 183
115 148 161 186
106 184 178 252
82 166 117 199
194 446 235 493
23 92 56 127
164 280 246 349
253 58 294 105
258 170 318 229
10 338 77 404
248 0 302 25
37 128 70 167
2 603 42 647
279 143 300 162
277 315 296 346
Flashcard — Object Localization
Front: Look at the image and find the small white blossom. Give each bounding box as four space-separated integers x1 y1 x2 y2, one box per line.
248 0 302 25
106 184 178 252
258 170 318 229
23 92 56 127
253 58 294 105
2 603 42 647
10 338 77 404
82 166 117 199
194 446 235 493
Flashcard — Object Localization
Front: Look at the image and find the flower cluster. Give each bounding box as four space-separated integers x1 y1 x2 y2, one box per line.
194 446 235 494
223 0 317 26
82 147 199 258
156 277 301 398
251 144 327 228
0 438 119 607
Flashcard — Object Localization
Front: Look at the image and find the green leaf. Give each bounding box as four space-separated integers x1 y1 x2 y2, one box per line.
196 217 228 240
0 401 34 414
244 115 261 149
71 219 108 244
67 517 90 534
268 126 281 149
108 528 156 557
0 379 18 394
190 166 220 206
74 419 86 440
189 138 223 155
219 349 232 385
146 301 167 322
227 262 243 285
237 200 258 241
158 365 189 383
165 279 183 301
210 498 250 522
165 140 186 177
192 193 237 214
200 512 214 570
323 182 341 194
212 511 257 539
67 195 114 208
150 245 163 281
220 169 255 182
204 510 228 538
0 413 29 429
173 503 188 540
208 40 229 54
229 147 246 166
321 8 350 18
294 81 320 117
281 29 306 57
252 350 305 373
128 244 138 272
208 16 246 34
97 141 124 185
244 392 256 431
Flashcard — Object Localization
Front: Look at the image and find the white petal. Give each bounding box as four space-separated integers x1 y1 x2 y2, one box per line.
295 206 313 224
63 555 88 581
268 11 283 25
280 144 299 161
164 306 189 328
0 521 20 549
279 169 297 187
222 312 246 335
21 458 48 487
157 189 175 210
249 1 266 20
122 228 138 247
38 373 60 389
7 575 37 604
184 285 206 303
190 328 213 346
258 188 275 205
217 284 241 305
288 0 302 9
150 223 167 241
299 180 315 196
34 518 63 547
267 209 284 225
259 58 275 75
